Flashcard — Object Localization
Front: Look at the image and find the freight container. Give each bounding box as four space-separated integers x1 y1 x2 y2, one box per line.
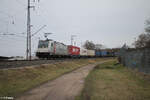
87 50 95 57
68 45 80 56
80 48 88 56
95 50 101 57
101 51 108 56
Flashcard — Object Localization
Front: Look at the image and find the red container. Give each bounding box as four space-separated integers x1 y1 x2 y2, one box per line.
68 45 80 56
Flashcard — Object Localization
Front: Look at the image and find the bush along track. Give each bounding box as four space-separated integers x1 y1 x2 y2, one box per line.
0 58 110 98
76 60 150 100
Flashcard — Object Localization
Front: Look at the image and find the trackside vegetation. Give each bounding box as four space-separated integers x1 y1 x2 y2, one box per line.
76 60 150 100
0 58 109 98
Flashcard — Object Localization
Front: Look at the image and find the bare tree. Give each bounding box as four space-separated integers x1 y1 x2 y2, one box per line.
83 40 95 50
95 44 105 50
133 19 150 48
133 33 150 48
145 18 150 33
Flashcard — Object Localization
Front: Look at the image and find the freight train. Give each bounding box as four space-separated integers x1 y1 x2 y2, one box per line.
36 39 116 59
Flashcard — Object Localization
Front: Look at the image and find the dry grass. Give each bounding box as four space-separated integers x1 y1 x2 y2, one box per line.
76 60 150 100
0 58 108 97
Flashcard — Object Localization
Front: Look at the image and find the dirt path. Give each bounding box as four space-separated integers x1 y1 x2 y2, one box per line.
17 61 110 100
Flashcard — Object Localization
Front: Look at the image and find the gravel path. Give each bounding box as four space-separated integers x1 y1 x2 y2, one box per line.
17 60 110 100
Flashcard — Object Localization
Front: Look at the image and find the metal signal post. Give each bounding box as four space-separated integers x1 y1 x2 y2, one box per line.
27 0 36 60
26 0 43 60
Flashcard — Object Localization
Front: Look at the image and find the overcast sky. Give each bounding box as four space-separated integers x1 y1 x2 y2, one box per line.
0 0 150 57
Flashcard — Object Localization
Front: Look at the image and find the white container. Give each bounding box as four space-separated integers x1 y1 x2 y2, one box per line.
87 50 95 56
80 48 88 56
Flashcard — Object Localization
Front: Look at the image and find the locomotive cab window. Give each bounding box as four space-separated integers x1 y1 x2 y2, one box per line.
38 40 49 48
51 43 54 47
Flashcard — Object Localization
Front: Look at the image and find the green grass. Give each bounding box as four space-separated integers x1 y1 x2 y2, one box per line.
76 60 150 100
0 58 109 97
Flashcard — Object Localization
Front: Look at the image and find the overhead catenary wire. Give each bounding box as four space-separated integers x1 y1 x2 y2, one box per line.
0 33 26 38
31 25 46 37
0 0 42 58
0 34 40 45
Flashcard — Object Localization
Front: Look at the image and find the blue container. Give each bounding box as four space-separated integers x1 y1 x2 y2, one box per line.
101 51 107 56
95 51 101 56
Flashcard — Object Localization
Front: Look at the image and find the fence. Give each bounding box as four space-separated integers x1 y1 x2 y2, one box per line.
119 47 150 74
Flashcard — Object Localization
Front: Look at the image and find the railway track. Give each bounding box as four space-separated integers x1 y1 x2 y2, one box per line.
0 58 96 69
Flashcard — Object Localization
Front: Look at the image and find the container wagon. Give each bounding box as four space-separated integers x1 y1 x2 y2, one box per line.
80 48 88 58
87 50 95 57
101 51 108 57
68 45 80 58
95 50 101 57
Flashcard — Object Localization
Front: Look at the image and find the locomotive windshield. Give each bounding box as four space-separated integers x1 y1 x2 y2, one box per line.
38 40 49 48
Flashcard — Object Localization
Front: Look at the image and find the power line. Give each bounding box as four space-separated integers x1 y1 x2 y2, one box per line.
0 32 26 38
0 0 41 59
32 25 46 37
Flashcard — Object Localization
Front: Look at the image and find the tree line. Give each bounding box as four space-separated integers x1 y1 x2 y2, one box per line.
83 18 150 50
133 19 150 48
83 40 105 50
